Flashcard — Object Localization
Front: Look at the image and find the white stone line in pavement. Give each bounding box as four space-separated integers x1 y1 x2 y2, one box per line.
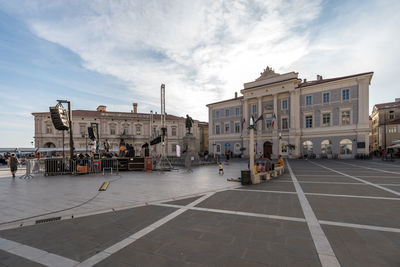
77 192 216 267
0 237 78 267
156 203 400 234
156 203 307 223
336 161 400 175
309 161 400 197
232 188 296 194
274 180 365 185
286 161 341 267
319 220 400 233
232 188 400 201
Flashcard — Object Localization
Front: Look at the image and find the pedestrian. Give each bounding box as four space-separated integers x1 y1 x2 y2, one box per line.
8 153 20 178
218 162 224 175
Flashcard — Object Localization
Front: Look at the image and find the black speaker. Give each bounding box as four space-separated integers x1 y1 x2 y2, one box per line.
144 148 149 157
49 105 69 130
88 127 95 140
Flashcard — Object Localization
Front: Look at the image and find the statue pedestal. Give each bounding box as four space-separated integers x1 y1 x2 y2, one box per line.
183 134 198 169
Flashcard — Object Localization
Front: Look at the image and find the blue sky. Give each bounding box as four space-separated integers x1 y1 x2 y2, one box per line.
0 0 399 147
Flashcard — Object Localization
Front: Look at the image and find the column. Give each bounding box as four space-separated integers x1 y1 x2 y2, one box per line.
243 99 248 130
273 94 278 130
257 97 262 154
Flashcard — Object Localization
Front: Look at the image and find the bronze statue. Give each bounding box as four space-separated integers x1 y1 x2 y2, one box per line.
185 114 194 134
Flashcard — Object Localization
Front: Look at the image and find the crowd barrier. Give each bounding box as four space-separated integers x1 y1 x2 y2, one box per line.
19 158 119 177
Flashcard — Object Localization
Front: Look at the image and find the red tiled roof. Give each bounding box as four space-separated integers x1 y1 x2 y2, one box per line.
374 101 400 110
297 72 374 88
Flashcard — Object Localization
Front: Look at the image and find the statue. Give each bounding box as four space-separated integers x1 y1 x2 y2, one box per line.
185 114 194 134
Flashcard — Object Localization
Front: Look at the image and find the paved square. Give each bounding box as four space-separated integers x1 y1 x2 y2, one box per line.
0 159 399 266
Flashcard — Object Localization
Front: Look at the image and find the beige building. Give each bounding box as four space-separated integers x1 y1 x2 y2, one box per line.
371 99 400 151
207 67 373 159
32 104 207 156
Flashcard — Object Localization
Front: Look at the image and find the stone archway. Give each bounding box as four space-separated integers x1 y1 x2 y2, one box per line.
263 141 272 158
44 142 56 148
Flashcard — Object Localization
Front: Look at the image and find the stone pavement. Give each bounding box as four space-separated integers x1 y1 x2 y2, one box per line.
0 159 399 266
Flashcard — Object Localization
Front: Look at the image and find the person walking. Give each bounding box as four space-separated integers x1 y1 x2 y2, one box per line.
8 153 20 178
218 162 224 175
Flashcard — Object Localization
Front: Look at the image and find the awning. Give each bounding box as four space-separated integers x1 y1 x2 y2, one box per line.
387 144 400 149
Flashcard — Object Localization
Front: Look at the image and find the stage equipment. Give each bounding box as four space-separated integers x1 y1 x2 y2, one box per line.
49 104 69 130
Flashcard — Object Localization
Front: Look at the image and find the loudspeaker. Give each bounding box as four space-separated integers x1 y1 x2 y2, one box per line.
88 127 95 140
49 105 69 131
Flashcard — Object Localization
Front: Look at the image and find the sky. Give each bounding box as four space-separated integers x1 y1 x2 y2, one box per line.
0 0 399 147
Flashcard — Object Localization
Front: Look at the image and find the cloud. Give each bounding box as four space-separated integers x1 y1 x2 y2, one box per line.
13 0 323 120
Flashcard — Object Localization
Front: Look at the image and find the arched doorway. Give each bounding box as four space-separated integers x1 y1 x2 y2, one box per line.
44 142 56 148
263 141 272 158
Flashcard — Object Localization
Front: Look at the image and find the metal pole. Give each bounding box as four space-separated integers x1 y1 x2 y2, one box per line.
67 101 74 159
62 130 65 160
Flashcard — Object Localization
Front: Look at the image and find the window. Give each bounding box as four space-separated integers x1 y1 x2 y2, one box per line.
171 144 176 153
216 144 221 153
216 125 220 135
341 111 350 125
340 139 352 154
322 113 330 127
171 127 177 136
305 115 313 128
266 120 273 129
282 118 288 129
122 124 129 135
306 96 312 106
321 140 332 155
235 122 240 133
216 111 220 118
323 93 329 104
282 99 288 110
110 124 116 135
152 126 158 136
281 142 288 153
235 107 240 116
135 125 141 135
252 104 257 114
225 109 229 117
225 123 230 134
46 124 53 134
302 141 313 155
80 125 86 136
388 126 397 133
342 89 350 100
389 110 395 120
234 143 241 153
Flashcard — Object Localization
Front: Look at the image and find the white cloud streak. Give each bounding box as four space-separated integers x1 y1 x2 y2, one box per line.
19 0 323 120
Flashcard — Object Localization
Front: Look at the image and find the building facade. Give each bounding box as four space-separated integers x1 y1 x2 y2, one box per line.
371 99 400 151
207 67 373 159
32 104 207 157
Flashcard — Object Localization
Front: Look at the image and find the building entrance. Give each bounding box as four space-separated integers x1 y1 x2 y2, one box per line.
263 141 272 158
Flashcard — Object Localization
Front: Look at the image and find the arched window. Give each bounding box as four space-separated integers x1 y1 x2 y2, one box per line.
234 143 241 153
321 140 332 155
340 139 352 154
281 142 288 153
302 141 313 155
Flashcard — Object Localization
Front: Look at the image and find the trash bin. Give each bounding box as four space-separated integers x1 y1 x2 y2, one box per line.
241 170 251 185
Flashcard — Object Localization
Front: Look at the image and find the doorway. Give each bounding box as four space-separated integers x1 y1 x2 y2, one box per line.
263 141 272 159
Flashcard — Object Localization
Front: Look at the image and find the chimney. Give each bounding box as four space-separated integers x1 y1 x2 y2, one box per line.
316 75 323 81
96 105 106 112
235 92 238 98
132 103 138 114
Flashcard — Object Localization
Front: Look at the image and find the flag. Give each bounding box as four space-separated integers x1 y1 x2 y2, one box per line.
254 114 264 124
271 113 276 127
241 118 246 130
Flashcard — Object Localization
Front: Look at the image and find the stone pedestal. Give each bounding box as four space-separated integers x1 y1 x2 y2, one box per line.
183 134 198 169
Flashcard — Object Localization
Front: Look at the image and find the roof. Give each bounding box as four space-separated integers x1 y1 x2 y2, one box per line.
206 96 243 107
297 72 374 88
387 118 400 125
32 110 185 120
374 101 400 110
